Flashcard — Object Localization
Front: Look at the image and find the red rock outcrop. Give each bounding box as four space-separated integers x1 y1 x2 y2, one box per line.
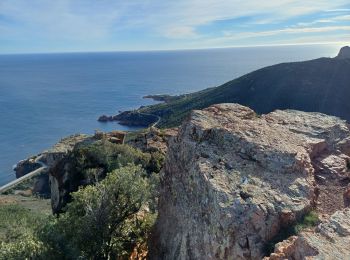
150 103 350 259
126 127 178 154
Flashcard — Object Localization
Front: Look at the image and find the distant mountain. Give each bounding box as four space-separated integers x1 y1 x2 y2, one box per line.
111 46 350 127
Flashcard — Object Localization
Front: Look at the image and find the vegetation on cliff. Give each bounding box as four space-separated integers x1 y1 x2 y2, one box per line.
39 165 157 259
264 210 320 255
0 140 162 259
51 138 164 214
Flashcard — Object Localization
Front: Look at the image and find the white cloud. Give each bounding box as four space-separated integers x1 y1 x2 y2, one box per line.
0 0 141 40
222 26 350 40
296 19 334 27
2 0 349 38
333 15 350 21
150 0 350 38
0 0 349 51
293 14 350 27
163 26 198 39
325 8 350 12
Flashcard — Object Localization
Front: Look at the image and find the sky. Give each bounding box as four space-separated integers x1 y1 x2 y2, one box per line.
0 0 349 54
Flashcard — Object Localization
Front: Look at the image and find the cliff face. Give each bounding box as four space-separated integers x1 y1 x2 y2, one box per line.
50 130 167 214
151 104 350 259
12 134 90 197
49 135 95 214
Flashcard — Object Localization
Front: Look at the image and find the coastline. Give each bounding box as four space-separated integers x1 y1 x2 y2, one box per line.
0 45 340 187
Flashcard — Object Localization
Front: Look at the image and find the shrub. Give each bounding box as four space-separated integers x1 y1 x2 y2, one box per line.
294 210 319 234
146 151 165 174
72 141 156 184
0 234 46 260
76 140 142 169
0 205 49 259
39 164 156 259
1 142 161 259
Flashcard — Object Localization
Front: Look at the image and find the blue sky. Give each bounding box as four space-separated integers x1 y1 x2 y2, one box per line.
0 0 349 53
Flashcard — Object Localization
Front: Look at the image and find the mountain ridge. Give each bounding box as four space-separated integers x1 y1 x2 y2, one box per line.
104 46 350 127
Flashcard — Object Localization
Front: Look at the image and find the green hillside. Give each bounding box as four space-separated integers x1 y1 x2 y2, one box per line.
122 55 350 128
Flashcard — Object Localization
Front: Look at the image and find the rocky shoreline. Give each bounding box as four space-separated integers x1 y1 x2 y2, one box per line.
97 93 185 126
98 110 159 126
143 94 178 103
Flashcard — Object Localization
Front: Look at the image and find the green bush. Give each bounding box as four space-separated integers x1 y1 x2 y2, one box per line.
0 142 162 259
294 210 319 234
146 151 165 174
0 205 49 260
39 164 156 259
0 234 46 260
71 141 159 184
75 140 149 169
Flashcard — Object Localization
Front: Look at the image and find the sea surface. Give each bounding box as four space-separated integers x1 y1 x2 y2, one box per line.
0 44 341 185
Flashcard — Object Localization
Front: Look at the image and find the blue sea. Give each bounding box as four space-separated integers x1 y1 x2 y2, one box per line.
0 45 341 185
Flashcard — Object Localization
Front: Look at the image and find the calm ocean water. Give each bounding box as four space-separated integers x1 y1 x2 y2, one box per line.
0 45 341 185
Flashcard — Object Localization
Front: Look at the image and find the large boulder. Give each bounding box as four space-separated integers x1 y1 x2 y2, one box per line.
150 103 350 259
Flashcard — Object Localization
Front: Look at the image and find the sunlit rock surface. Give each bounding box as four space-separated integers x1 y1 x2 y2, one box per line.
151 103 350 259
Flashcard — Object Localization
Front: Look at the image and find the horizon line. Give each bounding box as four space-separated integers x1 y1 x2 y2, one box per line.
0 41 348 56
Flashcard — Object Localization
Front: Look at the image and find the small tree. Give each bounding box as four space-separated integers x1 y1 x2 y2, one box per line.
42 164 154 259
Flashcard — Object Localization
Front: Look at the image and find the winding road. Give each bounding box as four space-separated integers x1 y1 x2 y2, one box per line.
137 112 161 128
0 156 48 194
151 115 161 128
0 114 160 194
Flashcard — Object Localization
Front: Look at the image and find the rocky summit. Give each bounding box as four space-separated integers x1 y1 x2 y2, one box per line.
151 103 350 259
336 46 350 59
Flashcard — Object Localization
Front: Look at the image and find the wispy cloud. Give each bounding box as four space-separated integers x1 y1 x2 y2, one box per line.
214 26 350 44
325 8 350 12
294 14 350 27
163 26 198 39
0 0 349 53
